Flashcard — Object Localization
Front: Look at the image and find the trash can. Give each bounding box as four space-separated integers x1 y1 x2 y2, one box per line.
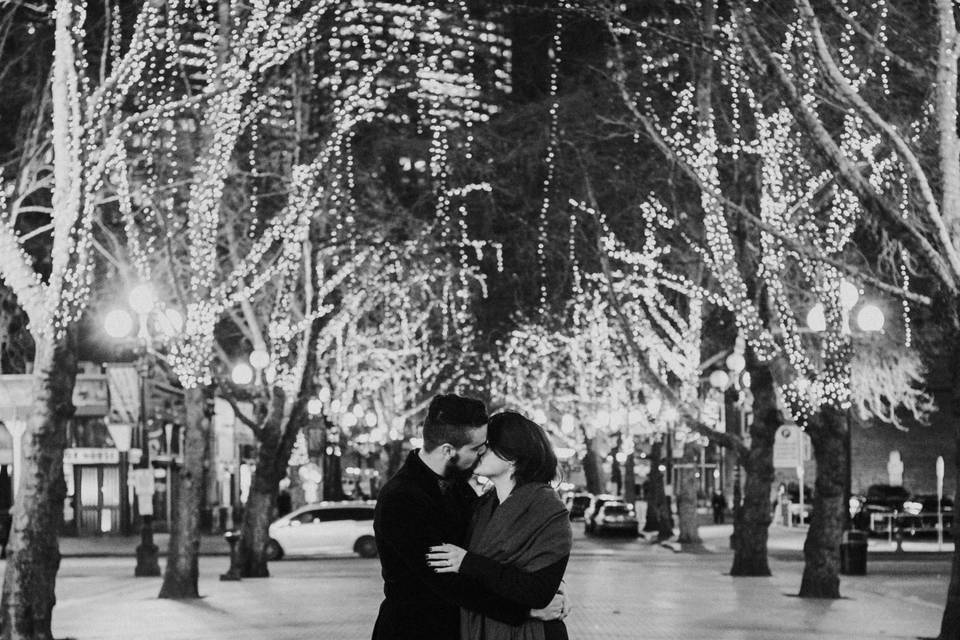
840 529 868 575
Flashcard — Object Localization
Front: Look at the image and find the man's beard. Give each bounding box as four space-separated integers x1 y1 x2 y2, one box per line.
443 453 478 480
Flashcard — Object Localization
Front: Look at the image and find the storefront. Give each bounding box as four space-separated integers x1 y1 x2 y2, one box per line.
63 372 124 536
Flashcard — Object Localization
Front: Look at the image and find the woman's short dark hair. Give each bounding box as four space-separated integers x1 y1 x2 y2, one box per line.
422 394 488 452
486 411 558 485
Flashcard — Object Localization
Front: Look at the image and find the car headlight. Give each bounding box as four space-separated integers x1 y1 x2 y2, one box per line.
903 501 923 516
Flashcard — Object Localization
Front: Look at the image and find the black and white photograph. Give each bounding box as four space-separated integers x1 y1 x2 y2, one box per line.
0 0 955 638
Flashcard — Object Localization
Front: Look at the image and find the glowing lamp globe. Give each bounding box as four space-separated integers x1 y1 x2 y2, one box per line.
128 283 156 315
709 369 730 390
725 352 746 373
307 398 323 416
342 412 359 428
560 414 575 434
856 304 885 332
104 309 134 339
352 403 365 418
318 387 331 404
615 452 628 464
249 349 270 370
231 363 254 385
806 303 827 332
364 411 378 428
839 280 860 310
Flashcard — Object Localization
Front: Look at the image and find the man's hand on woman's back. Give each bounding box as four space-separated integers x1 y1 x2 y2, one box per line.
528 590 569 621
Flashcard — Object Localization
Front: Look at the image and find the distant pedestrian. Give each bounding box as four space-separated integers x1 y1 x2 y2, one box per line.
372 394 565 640
711 491 726 524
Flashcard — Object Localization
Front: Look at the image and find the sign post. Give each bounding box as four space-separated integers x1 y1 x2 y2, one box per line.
937 456 945 551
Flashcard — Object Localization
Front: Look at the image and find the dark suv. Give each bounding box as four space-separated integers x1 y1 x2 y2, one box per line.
852 484 911 534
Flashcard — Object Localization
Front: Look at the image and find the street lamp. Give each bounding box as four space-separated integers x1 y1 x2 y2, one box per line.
307 397 323 416
103 282 181 577
804 285 885 533
249 349 270 371
230 362 254 385
710 341 749 521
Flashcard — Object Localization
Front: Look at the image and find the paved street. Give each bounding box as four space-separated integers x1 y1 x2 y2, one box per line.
37 525 949 639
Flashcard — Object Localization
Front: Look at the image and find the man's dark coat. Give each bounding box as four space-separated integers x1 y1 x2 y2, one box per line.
372 451 526 639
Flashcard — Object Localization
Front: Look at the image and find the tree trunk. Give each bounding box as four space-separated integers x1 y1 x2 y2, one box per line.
233 477 277 578
159 386 211 599
799 404 846 599
941 469 960 639
581 435 603 495
0 330 76 640
938 340 960 639
323 446 345 501
731 363 778 576
231 392 286 578
643 441 674 540
384 440 405 481
676 443 701 545
623 453 637 503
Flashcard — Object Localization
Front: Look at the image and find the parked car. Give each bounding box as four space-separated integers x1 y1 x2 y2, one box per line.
583 494 619 534
592 501 639 536
563 492 593 521
897 494 954 537
852 484 911 534
266 501 378 560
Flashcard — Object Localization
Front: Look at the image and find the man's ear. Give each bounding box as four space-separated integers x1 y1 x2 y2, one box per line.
439 443 455 458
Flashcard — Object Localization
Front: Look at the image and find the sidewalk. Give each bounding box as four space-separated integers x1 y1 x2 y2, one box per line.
57 522 953 557
44 523 949 639
697 523 955 555
59 532 231 557
48 548 944 639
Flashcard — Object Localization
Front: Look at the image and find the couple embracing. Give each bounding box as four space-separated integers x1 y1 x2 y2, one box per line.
372 394 572 640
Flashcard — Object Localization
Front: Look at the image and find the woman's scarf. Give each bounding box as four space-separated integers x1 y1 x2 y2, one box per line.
461 482 572 640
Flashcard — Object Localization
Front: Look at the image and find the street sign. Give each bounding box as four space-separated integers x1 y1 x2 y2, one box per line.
773 425 810 469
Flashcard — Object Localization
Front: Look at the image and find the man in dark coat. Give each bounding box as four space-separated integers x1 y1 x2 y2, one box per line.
372 394 561 639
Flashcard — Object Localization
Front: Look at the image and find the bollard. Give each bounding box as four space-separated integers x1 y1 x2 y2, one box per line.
220 531 242 581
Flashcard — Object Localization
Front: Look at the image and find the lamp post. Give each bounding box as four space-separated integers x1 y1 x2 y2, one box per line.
104 282 182 577
806 281 884 533
709 341 748 519
105 423 132 536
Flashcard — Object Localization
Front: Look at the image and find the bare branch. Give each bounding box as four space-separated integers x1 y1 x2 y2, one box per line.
735 3 959 293
217 385 263 432
796 0 960 284
822 0 928 81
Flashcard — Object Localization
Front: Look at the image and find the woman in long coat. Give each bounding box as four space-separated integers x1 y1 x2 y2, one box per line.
427 411 573 640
